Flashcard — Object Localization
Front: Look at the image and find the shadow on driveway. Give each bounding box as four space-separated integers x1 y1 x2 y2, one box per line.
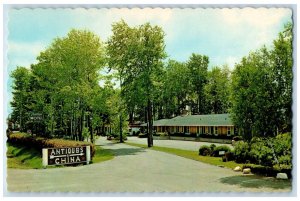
105 147 146 156
220 175 292 190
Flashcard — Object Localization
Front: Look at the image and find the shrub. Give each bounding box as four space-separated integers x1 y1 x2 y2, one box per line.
159 132 169 137
242 164 292 179
211 145 231 157
273 133 292 166
233 141 250 163
210 144 216 152
249 137 274 166
8 132 95 157
224 151 235 162
199 145 211 156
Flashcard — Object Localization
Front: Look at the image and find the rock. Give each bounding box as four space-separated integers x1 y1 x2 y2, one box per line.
243 168 251 174
276 173 288 180
233 166 242 172
218 165 224 168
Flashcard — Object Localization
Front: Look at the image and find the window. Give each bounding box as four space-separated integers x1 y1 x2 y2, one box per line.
214 126 218 135
227 127 231 136
179 126 184 133
205 126 209 134
186 126 190 133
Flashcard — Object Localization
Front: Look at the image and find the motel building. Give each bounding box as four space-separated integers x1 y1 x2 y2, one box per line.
141 113 237 138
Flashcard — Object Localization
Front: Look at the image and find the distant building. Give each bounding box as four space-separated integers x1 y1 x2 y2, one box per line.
141 114 236 137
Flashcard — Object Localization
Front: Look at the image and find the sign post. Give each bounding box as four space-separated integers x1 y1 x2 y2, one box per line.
42 146 91 168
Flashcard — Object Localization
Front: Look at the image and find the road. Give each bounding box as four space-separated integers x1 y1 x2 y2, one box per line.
127 136 233 151
6 138 291 193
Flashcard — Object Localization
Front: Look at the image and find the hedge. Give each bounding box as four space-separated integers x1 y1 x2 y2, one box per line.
242 164 292 179
7 132 95 157
211 145 231 157
199 145 211 156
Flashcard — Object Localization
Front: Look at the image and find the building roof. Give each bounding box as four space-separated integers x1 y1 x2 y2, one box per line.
141 114 233 127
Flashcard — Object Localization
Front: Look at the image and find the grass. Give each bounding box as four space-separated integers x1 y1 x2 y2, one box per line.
91 145 114 163
6 142 43 169
126 142 243 169
6 143 114 169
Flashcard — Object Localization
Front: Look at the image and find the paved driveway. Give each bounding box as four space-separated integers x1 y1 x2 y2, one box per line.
6 138 291 193
127 136 233 151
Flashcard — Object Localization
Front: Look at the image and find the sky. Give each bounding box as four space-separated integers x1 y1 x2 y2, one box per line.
5 7 292 114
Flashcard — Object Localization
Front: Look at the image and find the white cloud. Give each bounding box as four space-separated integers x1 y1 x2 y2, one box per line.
107 8 173 25
8 41 46 68
8 41 46 57
220 8 291 28
225 56 240 69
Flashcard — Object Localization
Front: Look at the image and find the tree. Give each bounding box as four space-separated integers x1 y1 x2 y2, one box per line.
186 53 209 114
27 29 105 140
271 22 293 133
231 22 293 140
205 66 231 114
160 60 190 118
10 67 32 132
107 20 166 147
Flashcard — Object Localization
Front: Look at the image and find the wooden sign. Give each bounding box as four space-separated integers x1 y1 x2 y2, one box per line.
42 146 91 167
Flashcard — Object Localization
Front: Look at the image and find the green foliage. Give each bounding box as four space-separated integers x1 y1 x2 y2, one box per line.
233 133 292 173
186 53 209 114
10 67 32 132
230 22 293 138
249 137 274 166
10 29 113 141
199 145 211 156
212 145 232 157
82 126 90 140
233 141 250 163
205 66 231 114
242 164 292 179
210 144 216 152
106 20 166 146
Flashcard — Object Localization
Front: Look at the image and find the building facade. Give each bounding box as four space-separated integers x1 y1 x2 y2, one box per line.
141 114 236 137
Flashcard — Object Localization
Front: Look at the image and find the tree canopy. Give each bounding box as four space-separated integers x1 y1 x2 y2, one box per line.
9 21 293 144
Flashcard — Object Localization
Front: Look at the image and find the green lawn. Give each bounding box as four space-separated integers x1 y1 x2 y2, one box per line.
126 142 243 169
6 142 43 169
6 143 114 169
91 145 114 163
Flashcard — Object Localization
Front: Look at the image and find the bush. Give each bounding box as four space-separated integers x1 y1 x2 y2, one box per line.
159 132 169 137
210 144 216 152
233 141 250 163
8 132 95 157
211 145 231 157
242 164 292 179
199 145 211 156
273 133 292 166
224 151 235 162
249 137 274 166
